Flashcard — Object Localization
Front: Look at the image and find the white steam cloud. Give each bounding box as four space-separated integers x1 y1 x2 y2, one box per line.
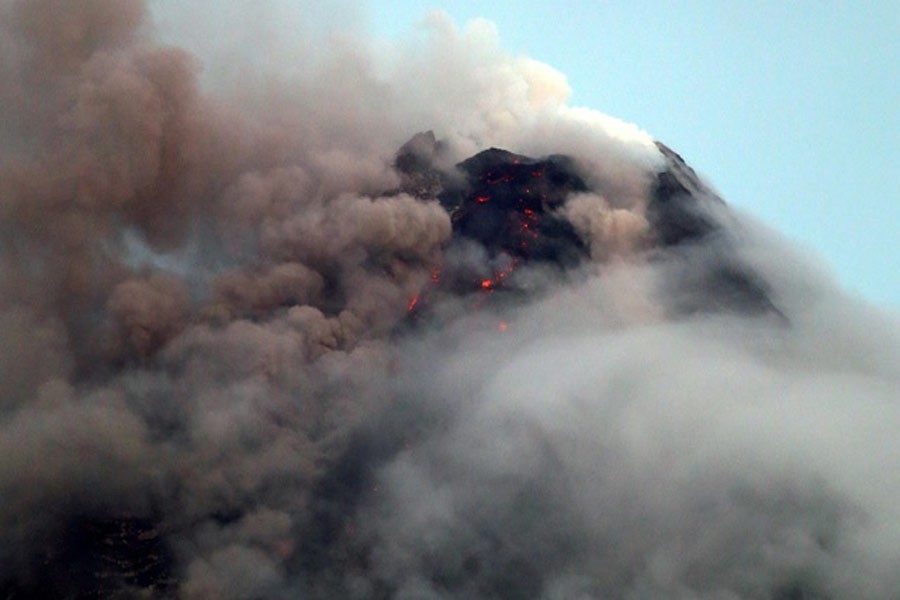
0 1 898 598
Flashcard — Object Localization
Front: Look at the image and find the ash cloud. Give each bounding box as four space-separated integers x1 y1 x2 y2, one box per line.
1 1 898 598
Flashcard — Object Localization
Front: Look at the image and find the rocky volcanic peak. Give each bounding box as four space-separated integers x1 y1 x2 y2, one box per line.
650 142 781 317
649 141 723 246
393 130 449 200
396 132 780 320
445 147 588 266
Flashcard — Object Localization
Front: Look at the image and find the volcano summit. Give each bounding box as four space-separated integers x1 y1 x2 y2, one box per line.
394 132 779 323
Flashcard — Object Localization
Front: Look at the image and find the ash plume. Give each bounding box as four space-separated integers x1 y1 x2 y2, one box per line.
1 1 899 598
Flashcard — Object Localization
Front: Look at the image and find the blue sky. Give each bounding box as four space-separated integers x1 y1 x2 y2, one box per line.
367 1 899 307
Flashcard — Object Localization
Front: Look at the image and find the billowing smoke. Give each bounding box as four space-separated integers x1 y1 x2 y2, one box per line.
1 1 898 598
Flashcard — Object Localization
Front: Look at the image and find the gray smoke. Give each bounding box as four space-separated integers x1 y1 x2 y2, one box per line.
1 1 898 598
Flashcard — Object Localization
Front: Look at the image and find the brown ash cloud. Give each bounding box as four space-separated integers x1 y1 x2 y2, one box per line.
1 1 899 598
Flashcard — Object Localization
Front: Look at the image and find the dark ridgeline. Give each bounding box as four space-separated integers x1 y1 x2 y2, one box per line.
396 131 589 268
649 142 783 318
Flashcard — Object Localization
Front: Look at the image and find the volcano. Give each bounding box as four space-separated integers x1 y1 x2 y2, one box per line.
0 134 779 600
396 132 779 321
3 3 899 597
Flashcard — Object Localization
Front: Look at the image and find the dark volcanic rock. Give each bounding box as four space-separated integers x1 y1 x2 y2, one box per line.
651 141 783 318
396 133 780 319
446 148 588 266
394 130 449 200
649 141 723 246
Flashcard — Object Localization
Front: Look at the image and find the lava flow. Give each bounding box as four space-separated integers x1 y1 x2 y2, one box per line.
398 138 594 323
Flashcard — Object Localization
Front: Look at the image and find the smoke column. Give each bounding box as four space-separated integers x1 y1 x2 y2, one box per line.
1 1 898 598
